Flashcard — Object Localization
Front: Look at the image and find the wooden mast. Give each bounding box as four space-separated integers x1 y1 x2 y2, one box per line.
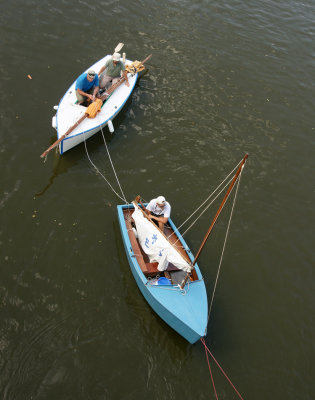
180 154 248 289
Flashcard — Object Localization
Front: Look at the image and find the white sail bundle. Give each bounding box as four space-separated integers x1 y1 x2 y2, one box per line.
132 208 192 273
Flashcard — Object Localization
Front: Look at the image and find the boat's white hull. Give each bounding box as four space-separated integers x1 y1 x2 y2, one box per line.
52 55 138 154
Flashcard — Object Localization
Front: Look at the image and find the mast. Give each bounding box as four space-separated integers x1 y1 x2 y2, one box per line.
180 154 248 289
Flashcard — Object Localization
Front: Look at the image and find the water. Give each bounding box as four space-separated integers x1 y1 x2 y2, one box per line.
0 0 314 399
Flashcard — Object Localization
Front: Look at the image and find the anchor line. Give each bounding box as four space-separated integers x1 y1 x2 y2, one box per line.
201 337 245 400
205 347 219 400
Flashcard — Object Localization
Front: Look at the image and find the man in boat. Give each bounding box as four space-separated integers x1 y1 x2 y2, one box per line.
75 69 100 106
145 196 171 231
98 53 130 90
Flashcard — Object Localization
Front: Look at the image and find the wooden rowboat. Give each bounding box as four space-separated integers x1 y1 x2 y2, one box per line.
52 54 138 155
117 202 208 344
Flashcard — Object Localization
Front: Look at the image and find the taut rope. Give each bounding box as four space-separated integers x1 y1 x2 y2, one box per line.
201 337 245 400
83 119 128 204
166 160 241 241
98 115 128 204
207 164 244 321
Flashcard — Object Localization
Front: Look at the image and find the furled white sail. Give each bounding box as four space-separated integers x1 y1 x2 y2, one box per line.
132 207 192 273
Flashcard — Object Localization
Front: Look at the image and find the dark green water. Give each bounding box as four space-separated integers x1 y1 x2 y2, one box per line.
0 1 314 399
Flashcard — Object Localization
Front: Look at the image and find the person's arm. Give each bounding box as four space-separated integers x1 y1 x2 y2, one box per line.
98 65 105 75
148 214 168 224
99 60 110 76
90 76 100 100
145 200 154 215
92 86 99 100
123 70 129 86
77 88 93 100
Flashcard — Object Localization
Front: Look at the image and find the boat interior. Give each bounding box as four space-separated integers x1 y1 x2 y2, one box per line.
122 207 199 285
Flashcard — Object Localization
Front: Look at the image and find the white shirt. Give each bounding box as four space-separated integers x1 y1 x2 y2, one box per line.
146 199 171 218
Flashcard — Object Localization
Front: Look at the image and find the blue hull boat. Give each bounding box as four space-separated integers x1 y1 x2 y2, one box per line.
117 155 249 344
117 203 208 344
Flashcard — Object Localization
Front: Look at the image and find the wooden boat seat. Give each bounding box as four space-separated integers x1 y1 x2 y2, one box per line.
144 262 180 277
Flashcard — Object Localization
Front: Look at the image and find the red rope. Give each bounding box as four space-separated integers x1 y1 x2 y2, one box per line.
203 340 219 399
201 337 245 400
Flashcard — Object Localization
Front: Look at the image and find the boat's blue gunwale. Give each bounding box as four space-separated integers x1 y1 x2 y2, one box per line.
117 204 147 285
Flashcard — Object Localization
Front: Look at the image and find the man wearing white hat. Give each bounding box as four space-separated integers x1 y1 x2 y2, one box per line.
98 52 129 90
145 196 171 231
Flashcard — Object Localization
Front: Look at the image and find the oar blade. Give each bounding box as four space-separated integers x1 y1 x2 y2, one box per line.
114 42 124 53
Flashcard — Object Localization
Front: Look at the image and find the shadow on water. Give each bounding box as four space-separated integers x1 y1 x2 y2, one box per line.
35 93 136 198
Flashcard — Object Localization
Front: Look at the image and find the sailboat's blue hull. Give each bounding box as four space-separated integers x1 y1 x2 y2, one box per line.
117 204 208 344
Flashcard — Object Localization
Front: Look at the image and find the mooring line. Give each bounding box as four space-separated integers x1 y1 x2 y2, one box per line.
201 337 245 400
82 120 128 204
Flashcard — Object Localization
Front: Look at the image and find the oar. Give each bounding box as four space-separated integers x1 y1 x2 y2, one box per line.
114 43 124 53
40 77 125 159
40 114 88 159
135 195 149 215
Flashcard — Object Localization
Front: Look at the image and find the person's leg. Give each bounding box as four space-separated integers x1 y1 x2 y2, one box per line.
75 90 85 105
158 221 165 232
99 73 113 89
76 88 95 106
112 77 121 85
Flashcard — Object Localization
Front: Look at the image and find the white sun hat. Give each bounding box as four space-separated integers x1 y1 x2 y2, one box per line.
112 52 121 61
156 196 166 205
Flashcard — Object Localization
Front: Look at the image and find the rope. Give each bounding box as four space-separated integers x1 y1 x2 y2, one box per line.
83 128 127 203
179 175 234 238
201 338 245 400
204 345 219 400
208 165 244 321
165 160 241 241
177 161 240 232
98 115 128 204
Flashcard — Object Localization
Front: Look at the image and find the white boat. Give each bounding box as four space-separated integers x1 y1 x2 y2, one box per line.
52 54 138 155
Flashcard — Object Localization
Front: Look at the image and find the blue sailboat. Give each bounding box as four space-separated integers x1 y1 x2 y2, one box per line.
117 154 248 343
